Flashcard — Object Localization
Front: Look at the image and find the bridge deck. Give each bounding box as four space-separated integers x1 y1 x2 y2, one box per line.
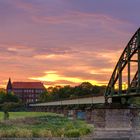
30 96 105 107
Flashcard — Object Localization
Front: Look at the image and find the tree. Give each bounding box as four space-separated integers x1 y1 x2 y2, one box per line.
38 82 106 102
39 92 48 102
0 91 20 120
73 82 94 97
0 91 5 104
1 102 20 120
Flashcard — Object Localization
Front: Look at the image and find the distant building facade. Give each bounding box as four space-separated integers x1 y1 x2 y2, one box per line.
6 78 46 103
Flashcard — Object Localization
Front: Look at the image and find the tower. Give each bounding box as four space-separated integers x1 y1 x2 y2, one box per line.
6 78 12 93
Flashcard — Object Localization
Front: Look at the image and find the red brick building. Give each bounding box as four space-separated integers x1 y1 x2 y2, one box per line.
6 78 46 103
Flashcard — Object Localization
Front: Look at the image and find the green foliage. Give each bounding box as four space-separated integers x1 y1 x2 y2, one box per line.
129 97 140 107
0 129 15 138
34 129 52 138
39 82 106 102
0 92 19 104
65 122 75 130
15 129 33 138
0 91 20 120
0 112 52 120
4 92 19 103
39 92 48 102
1 102 20 112
0 112 93 138
0 91 6 104
64 129 80 138
79 126 93 136
0 129 32 138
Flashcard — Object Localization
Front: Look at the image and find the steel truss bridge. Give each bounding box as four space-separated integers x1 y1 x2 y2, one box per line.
30 28 140 108
105 28 140 103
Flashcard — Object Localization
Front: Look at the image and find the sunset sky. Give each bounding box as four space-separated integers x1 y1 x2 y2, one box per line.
0 0 140 88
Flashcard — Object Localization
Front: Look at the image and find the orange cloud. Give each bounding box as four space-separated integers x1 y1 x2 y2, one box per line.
0 1 136 89
29 70 104 87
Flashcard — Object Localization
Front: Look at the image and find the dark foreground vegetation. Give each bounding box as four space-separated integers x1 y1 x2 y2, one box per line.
0 112 93 138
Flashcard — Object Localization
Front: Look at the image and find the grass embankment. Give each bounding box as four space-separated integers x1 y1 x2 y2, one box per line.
0 112 93 138
0 112 48 120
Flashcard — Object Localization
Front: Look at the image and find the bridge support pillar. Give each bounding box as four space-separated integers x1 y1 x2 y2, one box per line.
63 109 68 117
73 110 77 120
85 109 92 123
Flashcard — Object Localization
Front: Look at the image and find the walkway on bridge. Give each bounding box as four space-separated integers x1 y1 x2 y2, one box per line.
30 96 105 107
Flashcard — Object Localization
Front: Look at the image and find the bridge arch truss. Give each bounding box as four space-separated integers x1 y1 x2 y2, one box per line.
105 28 140 102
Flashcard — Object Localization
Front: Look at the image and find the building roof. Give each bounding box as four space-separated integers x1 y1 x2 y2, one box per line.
12 82 46 89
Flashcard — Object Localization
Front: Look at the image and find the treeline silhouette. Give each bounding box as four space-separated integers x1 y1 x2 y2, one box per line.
39 82 106 102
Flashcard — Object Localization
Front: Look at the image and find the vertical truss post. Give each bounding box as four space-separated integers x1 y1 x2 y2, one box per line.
127 46 131 92
111 74 115 96
138 30 140 92
118 62 122 95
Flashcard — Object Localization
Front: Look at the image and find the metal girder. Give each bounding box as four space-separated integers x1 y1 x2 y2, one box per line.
130 71 138 88
105 28 140 100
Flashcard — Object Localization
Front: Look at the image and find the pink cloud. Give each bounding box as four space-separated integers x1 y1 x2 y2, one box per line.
0 1 137 88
